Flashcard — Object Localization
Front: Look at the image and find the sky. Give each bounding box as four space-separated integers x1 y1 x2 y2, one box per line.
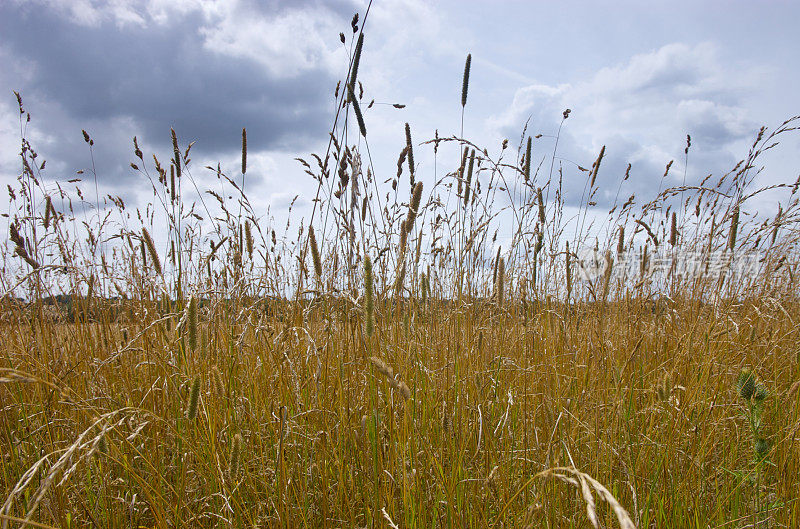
1 0 798 249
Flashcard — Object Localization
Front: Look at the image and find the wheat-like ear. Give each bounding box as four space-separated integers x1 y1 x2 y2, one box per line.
350 32 364 88
541 467 636 529
141 228 162 276
241 127 247 175
186 376 201 420
43 196 52 229
349 84 367 137
229 433 242 479
635 219 658 247
669 212 678 246
211 365 225 396
405 123 415 185
640 244 649 278
368 356 411 400
589 145 605 188
464 149 475 207
169 164 176 203
495 257 505 306
397 381 411 400
565 242 572 298
533 190 544 226
461 53 472 107
140 241 148 269
185 295 197 351
405 182 424 230
524 136 532 182
244 220 253 259
171 128 181 178
497 467 635 529
729 204 740 251
368 356 393 379
382 508 400 529
394 260 406 300
771 205 782 245
458 146 468 196
601 251 613 301
399 221 408 251
309 226 322 279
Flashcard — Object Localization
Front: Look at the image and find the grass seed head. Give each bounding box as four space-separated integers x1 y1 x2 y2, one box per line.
369 356 394 379
211 365 225 396
309 226 322 279
461 53 472 107
171 128 181 178
230 433 242 478
397 380 411 400
464 149 475 207
729 204 740 251
241 127 247 175
406 182 424 229
405 122 415 183
187 375 201 420
349 32 364 88
524 136 532 182
245 220 253 258
349 83 367 137
589 145 605 188
496 256 505 305
142 228 162 276
186 295 198 351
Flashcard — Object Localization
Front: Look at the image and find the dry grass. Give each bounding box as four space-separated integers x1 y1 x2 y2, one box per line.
2 14 800 529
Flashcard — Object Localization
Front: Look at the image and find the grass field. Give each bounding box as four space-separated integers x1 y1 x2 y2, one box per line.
2 17 800 529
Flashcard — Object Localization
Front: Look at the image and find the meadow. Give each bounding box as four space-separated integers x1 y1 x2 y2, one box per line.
2 15 800 529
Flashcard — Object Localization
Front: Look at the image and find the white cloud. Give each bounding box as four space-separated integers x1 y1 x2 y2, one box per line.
676 99 751 144
591 43 716 95
488 42 763 206
198 3 348 78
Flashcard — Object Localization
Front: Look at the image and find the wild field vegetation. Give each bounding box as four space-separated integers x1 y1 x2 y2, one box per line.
2 12 800 529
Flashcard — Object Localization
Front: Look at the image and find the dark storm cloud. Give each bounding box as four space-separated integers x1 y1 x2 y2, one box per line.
0 1 353 191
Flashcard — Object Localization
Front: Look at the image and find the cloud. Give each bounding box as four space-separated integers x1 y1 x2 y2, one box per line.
16 0 355 78
2 1 790 231
489 42 762 208
0 0 357 198
198 1 351 78
676 99 751 145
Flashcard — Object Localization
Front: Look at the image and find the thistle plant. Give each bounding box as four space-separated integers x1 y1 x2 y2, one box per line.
735 368 771 513
736 368 770 462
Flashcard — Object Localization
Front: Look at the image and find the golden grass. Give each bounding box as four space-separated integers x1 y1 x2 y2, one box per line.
1 299 799 527
2 15 800 529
